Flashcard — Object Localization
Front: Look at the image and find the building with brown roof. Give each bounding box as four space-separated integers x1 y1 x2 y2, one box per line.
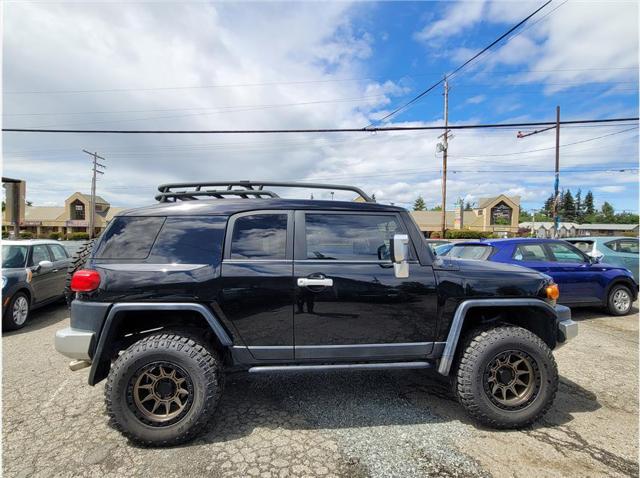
411 194 520 237
3 192 124 237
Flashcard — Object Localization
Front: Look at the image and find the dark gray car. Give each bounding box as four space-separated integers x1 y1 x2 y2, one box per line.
2 240 71 330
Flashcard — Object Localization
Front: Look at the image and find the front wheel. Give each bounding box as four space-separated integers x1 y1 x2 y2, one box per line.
3 292 30 331
454 326 558 429
105 332 223 446
606 284 633 316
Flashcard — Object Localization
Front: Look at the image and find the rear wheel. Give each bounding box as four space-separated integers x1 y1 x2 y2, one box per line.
64 239 96 305
454 326 558 429
105 332 223 446
606 284 633 316
3 292 30 331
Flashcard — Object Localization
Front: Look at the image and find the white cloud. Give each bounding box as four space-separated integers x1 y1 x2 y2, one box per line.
414 1 486 42
465 94 486 104
596 185 626 194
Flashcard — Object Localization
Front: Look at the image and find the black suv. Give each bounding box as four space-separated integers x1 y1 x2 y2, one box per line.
55 181 577 446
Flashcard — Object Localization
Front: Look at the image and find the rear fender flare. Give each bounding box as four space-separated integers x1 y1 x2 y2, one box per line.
88 302 232 385
437 298 558 376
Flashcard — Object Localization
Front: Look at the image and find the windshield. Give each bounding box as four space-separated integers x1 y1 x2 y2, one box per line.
448 245 493 260
2 245 29 268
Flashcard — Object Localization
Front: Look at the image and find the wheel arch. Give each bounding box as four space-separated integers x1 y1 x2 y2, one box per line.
604 276 638 302
88 303 233 385
438 299 559 376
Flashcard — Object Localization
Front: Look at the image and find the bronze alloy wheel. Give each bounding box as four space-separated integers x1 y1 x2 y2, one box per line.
128 362 194 426
483 350 540 410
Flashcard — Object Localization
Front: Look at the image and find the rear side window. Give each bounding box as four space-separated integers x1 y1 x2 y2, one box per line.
95 216 165 259
606 239 639 254
448 245 493 260
147 216 226 264
513 244 548 262
49 244 69 261
305 213 405 261
230 214 288 259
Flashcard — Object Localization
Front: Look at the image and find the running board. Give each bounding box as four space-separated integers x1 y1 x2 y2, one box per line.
248 361 432 373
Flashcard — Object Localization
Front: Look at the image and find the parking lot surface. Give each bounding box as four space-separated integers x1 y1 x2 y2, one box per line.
3 303 638 478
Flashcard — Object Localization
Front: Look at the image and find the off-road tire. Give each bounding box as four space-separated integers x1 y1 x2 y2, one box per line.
454 326 558 429
64 239 96 305
3 291 30 331
105 332 223 446
606 284 633 316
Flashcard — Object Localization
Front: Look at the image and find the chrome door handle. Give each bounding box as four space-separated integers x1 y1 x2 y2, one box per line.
297 277 333 287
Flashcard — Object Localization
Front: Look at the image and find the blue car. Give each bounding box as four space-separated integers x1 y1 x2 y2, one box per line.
441 238 638 315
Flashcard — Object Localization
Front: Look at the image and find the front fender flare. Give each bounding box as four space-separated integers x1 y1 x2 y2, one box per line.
88 302 232 385
437 298 559 376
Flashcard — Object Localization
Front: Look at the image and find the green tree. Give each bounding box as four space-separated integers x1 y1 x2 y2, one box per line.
543 194 555 217
464 201 473 211
601 201 615 219
413 196 426 211
574 189 583 222
584 191 595 215
430 204 442 211
560 189 576 221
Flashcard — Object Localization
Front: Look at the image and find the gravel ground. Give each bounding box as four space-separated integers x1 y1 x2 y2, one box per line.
3 302 638 477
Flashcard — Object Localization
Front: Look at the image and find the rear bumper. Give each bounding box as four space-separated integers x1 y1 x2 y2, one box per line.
555 304 578 346
54 327 95 361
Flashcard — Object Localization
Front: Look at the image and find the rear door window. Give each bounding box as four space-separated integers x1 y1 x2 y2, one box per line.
606 239 639 254
547 243 586 263
94 216 165 259
513 244 549 262
569 241 594 254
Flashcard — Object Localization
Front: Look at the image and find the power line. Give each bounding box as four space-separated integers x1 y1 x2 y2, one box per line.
365 0 553 127
3 117 638 134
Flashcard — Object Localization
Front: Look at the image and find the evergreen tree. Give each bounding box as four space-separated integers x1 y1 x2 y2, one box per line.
601 201 615 219
561 189 576 221
464 201 473 211
543 195 555 217
413 196 426 211
575 189 583 222
584 191 595 215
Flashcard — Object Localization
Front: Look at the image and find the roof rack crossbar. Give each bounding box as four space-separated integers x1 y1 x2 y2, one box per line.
155 181 374 203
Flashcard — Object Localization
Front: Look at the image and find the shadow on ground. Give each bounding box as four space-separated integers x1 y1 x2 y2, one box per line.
2 301 67 337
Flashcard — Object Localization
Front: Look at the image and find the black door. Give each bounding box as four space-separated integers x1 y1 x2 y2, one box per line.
47 243 71 298
293 211 438 361
218 211 295 360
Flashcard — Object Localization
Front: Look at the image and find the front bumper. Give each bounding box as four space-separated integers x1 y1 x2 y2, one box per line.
555 304 578 346
54 327 95 361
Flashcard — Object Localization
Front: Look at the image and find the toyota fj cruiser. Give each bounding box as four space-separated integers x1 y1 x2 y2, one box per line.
55 181 577 446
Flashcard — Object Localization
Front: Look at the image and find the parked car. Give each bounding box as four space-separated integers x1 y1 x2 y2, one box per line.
424 239 450 253
55 181 576 446
565 236 639 282
433 242 455 256
440 238 638 315
2 239 71 330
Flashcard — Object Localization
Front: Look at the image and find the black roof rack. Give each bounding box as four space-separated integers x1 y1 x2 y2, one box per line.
155 180 375 203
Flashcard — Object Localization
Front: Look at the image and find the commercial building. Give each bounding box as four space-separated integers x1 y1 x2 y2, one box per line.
2 192 124 237
411 194 520 237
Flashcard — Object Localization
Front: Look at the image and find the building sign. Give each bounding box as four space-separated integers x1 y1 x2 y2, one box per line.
490 202 512 226
24 221 42 226
66 220 88 227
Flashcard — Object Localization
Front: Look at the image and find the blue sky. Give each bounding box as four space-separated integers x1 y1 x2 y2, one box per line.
3 1 639 213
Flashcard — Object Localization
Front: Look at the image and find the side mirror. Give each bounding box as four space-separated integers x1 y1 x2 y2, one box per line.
390 234 409 278
35 260 53 272
589 255 602 264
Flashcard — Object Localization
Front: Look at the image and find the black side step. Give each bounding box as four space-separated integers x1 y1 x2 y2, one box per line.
248 361 432 373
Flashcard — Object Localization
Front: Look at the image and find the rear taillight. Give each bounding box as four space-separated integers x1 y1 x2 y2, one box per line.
70 269 101 292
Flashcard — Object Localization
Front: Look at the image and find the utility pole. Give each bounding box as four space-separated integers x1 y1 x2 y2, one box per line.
82 150 106 239
439 76 450 238
517 105 560 238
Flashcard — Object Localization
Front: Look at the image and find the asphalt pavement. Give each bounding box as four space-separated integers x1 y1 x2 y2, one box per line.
3 302 638 477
